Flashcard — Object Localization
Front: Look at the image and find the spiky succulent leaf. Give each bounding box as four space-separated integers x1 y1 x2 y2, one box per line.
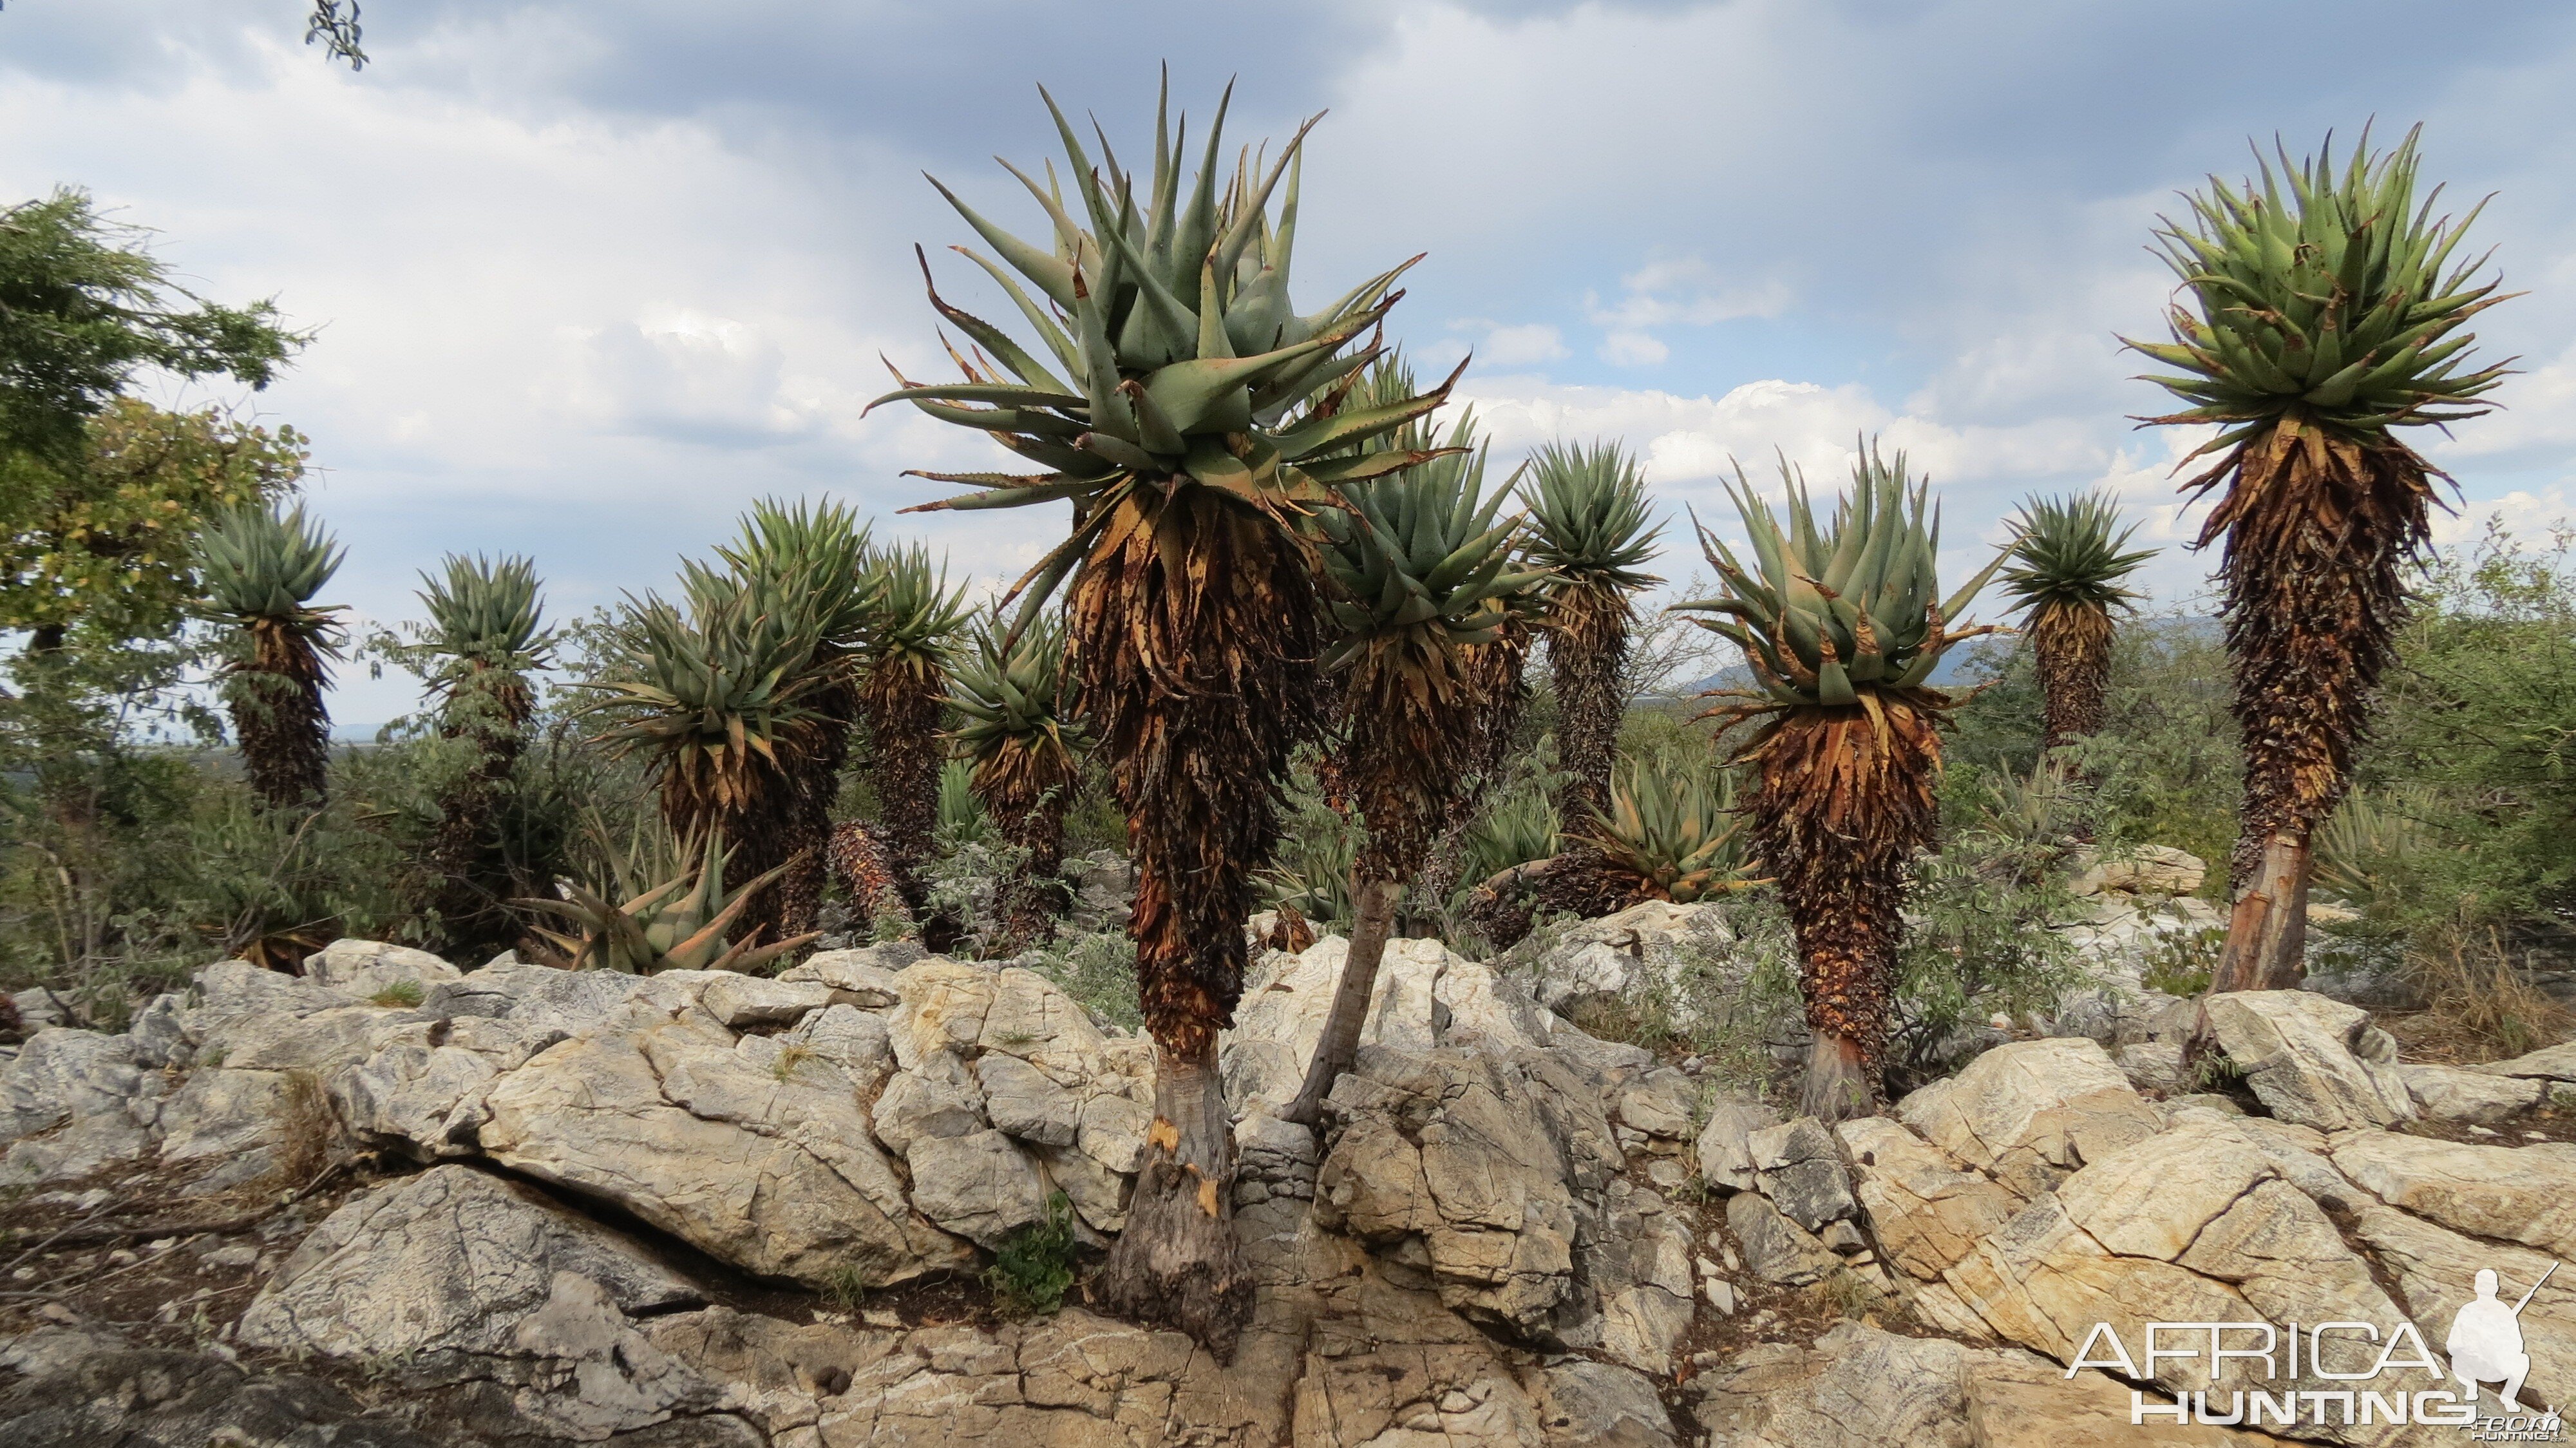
869 77 1459 630
951 607 1074 763
519 830 815 973
717 499 876 656
1520 441 1662 595
1998 492 2154 616
194 501 344 636
419 553 550 674
580 577 822 817
866 541 973 681
2125 124 2513 457
1571 758 1753 904
1318 363 1550 680
1677 438 2009 709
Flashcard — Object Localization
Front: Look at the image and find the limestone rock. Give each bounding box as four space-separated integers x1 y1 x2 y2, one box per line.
1895 1037 2162 1197
1313 1045 1618 1345
240 1165 699 1363
697 975 835 1031
1725 1191 1838 1287
1592 1177 1696 1375
1835 1116 2013 1281
777 944 919 1007
871 1052 987 1156
2331 1130 2576 1260
1696 1096 1785 1194
2393 1062 2547 1124
775 1004 893 1094
475 1001 971 1290
156 1067 323 1189
1510 899 1730 1024
2470 1040 2576 1084
1614 1065 1696 1141
0 1326 455 1448
1525 1359 1677 1448
328 1013 562 1161
0 1028 150 1186
1692 1322 1976 1447
2344 1198 2576 1415
303 938 462 999
1747 1116 1857 1232
2068 844 2206 898
977 1051 1081 1147
2200 989 2415 1130
905 1129 1051 1248
1220 932 1553 1114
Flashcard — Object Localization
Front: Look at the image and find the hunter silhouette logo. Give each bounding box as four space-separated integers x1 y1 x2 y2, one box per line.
2068 1258 2566 1435
2450 1262 2553 1414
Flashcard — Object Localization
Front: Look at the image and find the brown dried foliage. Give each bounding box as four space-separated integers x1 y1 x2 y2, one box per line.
228 618 332 812
2029 600 2114 752
971 730 1079 951
1546 580 1633 824
1734 697 1944 1078
2186 419 2441 890
860 662 949 913
1066 488 1321 1057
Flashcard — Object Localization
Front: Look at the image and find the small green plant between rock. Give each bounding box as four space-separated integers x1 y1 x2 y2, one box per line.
368 979 425 1007
984 1191 1077 1318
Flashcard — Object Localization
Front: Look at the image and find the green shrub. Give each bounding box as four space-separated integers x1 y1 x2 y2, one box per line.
1023 931 1142 1031
369 980 425 1007
985 1191 1077 1317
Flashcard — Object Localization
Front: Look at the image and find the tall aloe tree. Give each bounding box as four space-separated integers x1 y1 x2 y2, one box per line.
417 553 552 958
583 573 823 947
194 502 344 812
857 541 972 915
950 607 1079 951
1998 493 2154 753
716 500 875 942
1679 443 2009 1119
2126 126 2512 991
869 79 1457 1352
1281 379 1548 1125
1522 441 1662 824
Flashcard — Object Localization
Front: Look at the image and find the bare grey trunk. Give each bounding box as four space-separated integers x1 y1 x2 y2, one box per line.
1278 876 1401 1126
1088 1039 1251 1360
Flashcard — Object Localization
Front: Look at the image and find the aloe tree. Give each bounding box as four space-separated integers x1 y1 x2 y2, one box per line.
2126 126 2512 990
1679 443 2009 1118
194 502 344 812
1998 493 2153 753
857 541 972 915
1281 374 1548 1125
950 607 1079 951
716 500 875 942
1523 441 1662 824
583 573 823 949
417 553 552 958
870 78 1456 1351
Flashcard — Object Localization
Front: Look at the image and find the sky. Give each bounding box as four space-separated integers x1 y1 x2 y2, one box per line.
6 0 2575 729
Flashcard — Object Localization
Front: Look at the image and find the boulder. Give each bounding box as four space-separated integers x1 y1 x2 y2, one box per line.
0 1326 459 1448
904 1129 1052 1248
1526 1360 1677 1448
240 1165 699 1364
475 998 971 1290
1725 1192 1839 1287
0 1027 151 1186
1509 899 1730 1024
2472 1040 2576 1085
1746 1116 1857 1233
1835 1116 2014 1281
2392 1061 2548 1124
1221 932 1555 1114
696 974 835 1031
1939 1116 2427 1415
777 943 919 1007
1591 1177 1697 1375
1313 1045 1619 1346
303 938 462 999
976 1051 1081 1147
2068 844 2207 898
156 1067 325 1189
2343 1197 2576 1415
1696 1096 1785 1193
2329 1130 2576 1261
1895 1037 2163 1197
2201 990 2415 1130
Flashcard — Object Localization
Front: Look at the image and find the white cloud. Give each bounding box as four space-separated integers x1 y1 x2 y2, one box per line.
1446 319 1567 367
1596 330 1670 367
